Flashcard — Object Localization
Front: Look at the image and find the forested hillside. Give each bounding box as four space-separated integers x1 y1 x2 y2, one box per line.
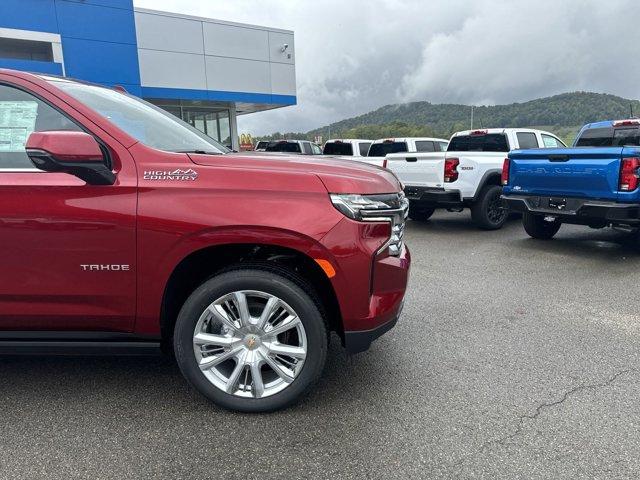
258 92 640 145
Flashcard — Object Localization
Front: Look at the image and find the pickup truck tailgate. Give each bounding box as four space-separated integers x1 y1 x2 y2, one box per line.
385 153 445 186
507 147 623 201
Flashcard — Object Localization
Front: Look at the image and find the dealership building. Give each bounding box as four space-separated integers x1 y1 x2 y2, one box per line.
0 0 297 149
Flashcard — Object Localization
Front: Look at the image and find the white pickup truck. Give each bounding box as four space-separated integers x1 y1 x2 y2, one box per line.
385 128 566 229
364 137 449 166
323 139 373 158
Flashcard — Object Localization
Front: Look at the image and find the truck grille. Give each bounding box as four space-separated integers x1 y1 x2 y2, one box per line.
388 193 409 256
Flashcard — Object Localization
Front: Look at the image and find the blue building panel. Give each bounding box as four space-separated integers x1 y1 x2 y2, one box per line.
61 0 135 10
0 59 63 76
270 94 298 106
0 0 59 34
55 0 137 44
140 87 297 106
62 38 140 86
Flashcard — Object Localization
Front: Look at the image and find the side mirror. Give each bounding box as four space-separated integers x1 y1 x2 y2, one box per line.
26 131 115 185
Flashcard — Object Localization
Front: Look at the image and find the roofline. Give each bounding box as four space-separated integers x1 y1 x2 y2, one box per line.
452 128 558 137
326 139 372 142
370 137 449 143
133 7 294 34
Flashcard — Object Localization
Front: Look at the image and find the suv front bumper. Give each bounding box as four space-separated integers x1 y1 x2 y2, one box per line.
315 217 411 354
340 241 410 354
502 194 640 225
344 299 404 353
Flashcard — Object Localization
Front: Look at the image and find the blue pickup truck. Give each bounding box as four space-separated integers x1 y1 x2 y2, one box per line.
501 119 640 239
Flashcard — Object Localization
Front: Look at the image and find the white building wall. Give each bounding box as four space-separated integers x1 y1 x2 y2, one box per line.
134 8 296 97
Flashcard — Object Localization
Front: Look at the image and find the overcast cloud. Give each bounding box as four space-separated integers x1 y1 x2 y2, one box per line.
135 0 640 135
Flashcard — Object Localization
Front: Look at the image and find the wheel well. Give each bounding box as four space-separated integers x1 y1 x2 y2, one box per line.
483 172 501 187
160 244 342 350
472 172 502 200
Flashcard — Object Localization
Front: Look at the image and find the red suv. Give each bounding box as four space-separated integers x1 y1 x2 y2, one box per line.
0 70 410 412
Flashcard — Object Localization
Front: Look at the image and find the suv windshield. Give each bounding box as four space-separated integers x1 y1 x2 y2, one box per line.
448 133 509 152
575 127 640 147
368 141 408 157
49 79 229 154
323 142 353 155
265 141 302 153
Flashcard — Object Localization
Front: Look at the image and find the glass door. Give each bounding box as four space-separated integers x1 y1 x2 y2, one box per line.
183 109 232 149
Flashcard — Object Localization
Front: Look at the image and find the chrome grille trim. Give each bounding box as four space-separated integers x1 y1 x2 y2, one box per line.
360 192 408 257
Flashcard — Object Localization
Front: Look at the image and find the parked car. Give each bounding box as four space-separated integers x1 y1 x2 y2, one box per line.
365 137 449 166
0 69 410 412
323 139 372 158
386 128 566 229
502 119 640 239
263 139 322 155
254 140 269 151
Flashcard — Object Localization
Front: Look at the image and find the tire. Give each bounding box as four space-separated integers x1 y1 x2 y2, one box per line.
408 202 435 222
471 184 508 230
522 212 561 239
174 265 328 412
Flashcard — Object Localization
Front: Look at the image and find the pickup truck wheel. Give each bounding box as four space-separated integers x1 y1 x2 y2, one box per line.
174 267 328 412
522 212 561 239
471 185 508 230
408 203 435 221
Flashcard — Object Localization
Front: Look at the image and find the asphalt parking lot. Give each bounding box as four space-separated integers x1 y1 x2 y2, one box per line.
1 211 640 479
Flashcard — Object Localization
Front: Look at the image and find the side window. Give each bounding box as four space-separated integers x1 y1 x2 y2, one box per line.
311 143 322 155
359 142 371 156
302 142 312 154
415 141 435 152
438 142 448 151
0 83 80 169
516 132 539 149
542 134 564 148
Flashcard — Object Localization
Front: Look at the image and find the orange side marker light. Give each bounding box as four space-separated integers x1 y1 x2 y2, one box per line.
314 259 336 278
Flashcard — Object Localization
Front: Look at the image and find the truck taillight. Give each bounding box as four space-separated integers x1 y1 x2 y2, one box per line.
501 158 510 185
444 158 459 183
619 157 640 191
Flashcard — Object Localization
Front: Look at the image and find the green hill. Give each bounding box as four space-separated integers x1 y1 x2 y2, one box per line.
258 92 640 146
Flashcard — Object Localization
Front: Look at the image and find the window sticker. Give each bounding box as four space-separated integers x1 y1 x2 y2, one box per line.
0 101 38 152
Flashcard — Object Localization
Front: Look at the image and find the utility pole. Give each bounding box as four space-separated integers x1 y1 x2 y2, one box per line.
470 106 474 129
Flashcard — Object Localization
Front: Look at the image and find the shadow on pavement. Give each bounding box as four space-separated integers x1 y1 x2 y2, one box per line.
514 229 640 260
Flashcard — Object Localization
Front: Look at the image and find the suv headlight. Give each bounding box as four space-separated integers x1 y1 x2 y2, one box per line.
330 193 408 256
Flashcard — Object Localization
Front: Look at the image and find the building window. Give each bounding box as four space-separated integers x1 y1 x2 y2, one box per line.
0 38 54 62
152 100 235 150
174 108 232 149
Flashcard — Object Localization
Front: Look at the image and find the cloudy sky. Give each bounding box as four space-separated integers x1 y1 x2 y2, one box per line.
135 0 640 135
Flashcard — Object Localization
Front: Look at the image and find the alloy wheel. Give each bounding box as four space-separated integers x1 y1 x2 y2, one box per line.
193 290 307 399
487 191 507 224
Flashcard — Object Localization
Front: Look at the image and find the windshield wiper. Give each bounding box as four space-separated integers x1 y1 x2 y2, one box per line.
174 149 224 155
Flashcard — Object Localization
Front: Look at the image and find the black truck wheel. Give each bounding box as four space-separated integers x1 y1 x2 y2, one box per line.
471 185 508 230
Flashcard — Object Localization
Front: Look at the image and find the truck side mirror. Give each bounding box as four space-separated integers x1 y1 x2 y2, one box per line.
25 131 115 185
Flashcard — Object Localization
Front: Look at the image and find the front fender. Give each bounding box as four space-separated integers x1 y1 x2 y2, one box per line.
135 224 342 335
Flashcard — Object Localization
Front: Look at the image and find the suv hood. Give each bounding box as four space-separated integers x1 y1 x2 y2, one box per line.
189 153 401 194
